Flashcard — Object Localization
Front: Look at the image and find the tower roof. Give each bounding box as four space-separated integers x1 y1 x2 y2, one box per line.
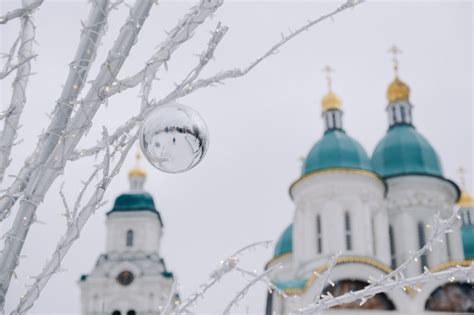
372 124 443 178
274 224 293 257
303 129 373 175
387 77 410 103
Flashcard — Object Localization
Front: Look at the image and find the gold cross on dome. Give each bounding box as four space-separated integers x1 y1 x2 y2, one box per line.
458 166 466 189
322 65 334 92
388 45 402 77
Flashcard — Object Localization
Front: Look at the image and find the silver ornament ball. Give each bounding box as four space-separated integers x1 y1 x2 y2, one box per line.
139 103 209 173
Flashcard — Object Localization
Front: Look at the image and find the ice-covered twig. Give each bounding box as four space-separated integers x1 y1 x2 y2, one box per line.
0 0 155 305
236 267 288 299
312 252 340 304
0 0 43 25
223 264 282 315
297 263 474 314
369 208 461 288
12 131 135 314
70 21 228 161
174 241 271 314
105 0 224 98
0 0 38 185
70 0 362 161
0 0 111 221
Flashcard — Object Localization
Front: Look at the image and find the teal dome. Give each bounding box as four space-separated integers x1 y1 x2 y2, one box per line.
372 124 442 178
462 226 474 259
108 192 162 225
303 129 372 175
274 225 293 257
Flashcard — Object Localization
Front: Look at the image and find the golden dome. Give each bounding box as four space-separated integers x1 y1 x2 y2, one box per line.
128 167 146 178
458 190 474 208
128 150 147 178
321 91 342 111
387 77 410 102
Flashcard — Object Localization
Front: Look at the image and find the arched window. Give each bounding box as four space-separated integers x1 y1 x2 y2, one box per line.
417 222 428 272
316 215 322 254
127 311 136 315
112 311 121 315
344 212 352 251
388 225 396 269
126 230 133 247
445 233 452 260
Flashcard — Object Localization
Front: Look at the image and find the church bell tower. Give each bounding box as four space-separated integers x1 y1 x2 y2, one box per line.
79 152 178 315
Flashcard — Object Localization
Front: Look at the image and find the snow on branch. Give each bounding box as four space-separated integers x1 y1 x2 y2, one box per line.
0 0 38 184
104 0 224 99
0 0 43 25
0 0 155 306
0 0 111 221
71 0 363 162
71 21 229 161
297 264 474 314
173 241 272 314
12 130 136 314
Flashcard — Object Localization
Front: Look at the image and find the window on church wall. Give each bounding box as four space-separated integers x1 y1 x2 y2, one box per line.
112 311 121 315
417 222 428 272
344 212 352 251
127 311 136 315
316 215 322 254
126 230 133 247
389 225 396 269
445 234 452 260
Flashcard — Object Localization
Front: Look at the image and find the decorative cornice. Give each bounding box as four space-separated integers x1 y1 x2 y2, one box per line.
289 168 384 200
430 260 473 273
386 190 451 213
280 256 393 295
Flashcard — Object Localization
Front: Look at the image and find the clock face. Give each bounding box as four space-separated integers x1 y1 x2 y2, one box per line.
116 270 134 286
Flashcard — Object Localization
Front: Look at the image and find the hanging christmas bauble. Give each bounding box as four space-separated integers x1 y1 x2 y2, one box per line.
139 103 209 173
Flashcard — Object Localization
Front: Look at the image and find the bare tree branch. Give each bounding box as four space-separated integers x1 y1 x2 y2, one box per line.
0 0 38 185
104 0 224 98
0 0 111 220
12 132 135 314
70 0 362 161
0 0 43 25
0 0 155 306
297 264 474 314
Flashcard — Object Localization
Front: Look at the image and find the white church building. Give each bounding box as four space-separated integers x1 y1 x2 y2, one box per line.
78 154 178 315
265 64 474 314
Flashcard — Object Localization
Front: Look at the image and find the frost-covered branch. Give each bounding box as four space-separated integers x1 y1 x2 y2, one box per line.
71 21 228 161
0 0 38 184
0 0 43 25
104 0 224 99
297 264 474 314
223 264 281 315
12 131 136 315
0 0 155 306
71 0 362 161
0 0 111 220
185 0 364 94
370 209 460 288
174 241 271 314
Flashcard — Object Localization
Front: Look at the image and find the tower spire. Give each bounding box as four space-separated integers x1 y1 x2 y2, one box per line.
320 65 343 131
388 45 402 78
129 147 147 191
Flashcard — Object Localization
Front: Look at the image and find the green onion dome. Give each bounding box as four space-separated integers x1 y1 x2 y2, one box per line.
372 124 443 178
107 192 163 226
303 129 373 175
274 224 293 257
111 192 156 212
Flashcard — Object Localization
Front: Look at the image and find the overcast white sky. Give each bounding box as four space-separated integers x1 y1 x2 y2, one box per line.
1 0 473 314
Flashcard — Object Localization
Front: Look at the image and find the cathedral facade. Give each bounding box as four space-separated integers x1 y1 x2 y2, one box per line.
265 64 474 314
79 155 177 315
